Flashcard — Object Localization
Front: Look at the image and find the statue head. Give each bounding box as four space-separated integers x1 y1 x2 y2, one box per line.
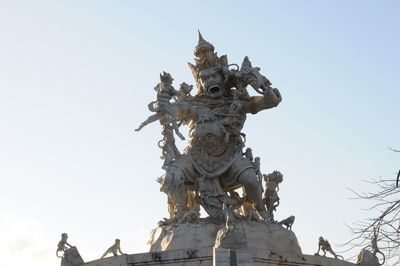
270 170 283 183
188 32 230 96
160 71 173 85
115 239 120 244
179 82 193 95
61 233 68 240
199 67 225 99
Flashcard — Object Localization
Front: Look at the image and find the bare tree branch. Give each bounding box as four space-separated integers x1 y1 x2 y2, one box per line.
388 147 400 153
346 177 400 263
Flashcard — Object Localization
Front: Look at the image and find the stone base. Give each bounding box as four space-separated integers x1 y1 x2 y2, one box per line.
62 247 84 266
81 248 358 266
148 219 303 259
80 220 357 266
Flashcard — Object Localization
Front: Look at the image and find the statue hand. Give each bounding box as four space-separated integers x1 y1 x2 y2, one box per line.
263 87 282 108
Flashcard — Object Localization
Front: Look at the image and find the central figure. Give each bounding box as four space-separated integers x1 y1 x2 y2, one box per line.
138 32 282 222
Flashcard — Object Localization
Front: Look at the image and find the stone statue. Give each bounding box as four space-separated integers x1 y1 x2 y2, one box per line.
245 204 266 223
253 157 263 190
278 215 295 231
57 233 84 266
135 71 185 141
222 201 235 235
180 205 200 224
101 239 126 258
177 82 193 101
158 119 181 169
315 236 344 260
263 171 283 219
369 227 385 265
57 233 72 258
137 31 282 223
243 147 253 163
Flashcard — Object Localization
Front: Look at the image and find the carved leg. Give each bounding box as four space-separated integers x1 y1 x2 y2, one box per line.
167 195 175 219
265 199 274 220
164 167 189 219
101 251 108 259
135 114 160 131
237 168 271 221
170 119 185 140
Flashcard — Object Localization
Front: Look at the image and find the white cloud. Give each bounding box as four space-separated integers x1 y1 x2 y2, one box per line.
0 213 55 266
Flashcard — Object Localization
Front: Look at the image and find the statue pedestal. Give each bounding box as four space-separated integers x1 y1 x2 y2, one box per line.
148 220 303 259
80 220 358 266
80 248 359 266
61 247 84 266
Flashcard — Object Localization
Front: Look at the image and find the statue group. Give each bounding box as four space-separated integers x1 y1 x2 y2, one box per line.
136 32 286 226
55 32 386 266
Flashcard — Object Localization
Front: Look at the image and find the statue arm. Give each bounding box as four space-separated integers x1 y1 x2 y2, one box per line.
174 101 193 121
243 88 282 114
118 247 125 255
316 242 321 253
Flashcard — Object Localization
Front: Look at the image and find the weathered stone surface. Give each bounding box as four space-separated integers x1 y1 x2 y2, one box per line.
214 247 254 266
81 255 128 266
81 248 358 266
148 220 302 258
356 249 380 266
148 221 218 252
61 247 84 266
214 224 248 250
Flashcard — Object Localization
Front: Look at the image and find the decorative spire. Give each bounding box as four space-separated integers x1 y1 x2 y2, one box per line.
194 30 214 57
197 30 204 43
189 31 229 94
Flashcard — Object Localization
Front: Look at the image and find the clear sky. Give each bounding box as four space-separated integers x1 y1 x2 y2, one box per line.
0 1 399 265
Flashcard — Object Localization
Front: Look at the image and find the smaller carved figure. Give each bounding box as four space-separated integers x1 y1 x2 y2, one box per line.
195 175 225 219
278 215 295 231
176 82 193 101
101 239 126 258
135 71 185 141
370 227 385 265
222 201 235 235
253 157 263 189
158 121 181 169
243 148 253 163
227 190 245 214
315 236 343 260
245 204 265 223
57 233 72 258
237 56 273 95
180 205 200 224
263 171 283 219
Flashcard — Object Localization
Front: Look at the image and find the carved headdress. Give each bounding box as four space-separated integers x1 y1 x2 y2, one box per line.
188 31 229 94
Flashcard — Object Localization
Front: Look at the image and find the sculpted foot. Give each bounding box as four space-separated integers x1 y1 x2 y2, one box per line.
258 210 272 222
135 124 144 131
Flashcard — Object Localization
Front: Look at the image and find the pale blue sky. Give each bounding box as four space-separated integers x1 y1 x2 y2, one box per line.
0 1 399 265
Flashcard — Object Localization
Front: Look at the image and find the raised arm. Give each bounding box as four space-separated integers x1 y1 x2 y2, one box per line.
243 88 282 114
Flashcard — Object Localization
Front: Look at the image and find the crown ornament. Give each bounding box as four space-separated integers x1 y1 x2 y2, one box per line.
188 31 228 94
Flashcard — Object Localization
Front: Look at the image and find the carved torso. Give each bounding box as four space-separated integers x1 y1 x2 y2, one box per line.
179 97 246 177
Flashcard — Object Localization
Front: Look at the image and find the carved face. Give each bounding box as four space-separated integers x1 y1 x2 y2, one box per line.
199 67 224 98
